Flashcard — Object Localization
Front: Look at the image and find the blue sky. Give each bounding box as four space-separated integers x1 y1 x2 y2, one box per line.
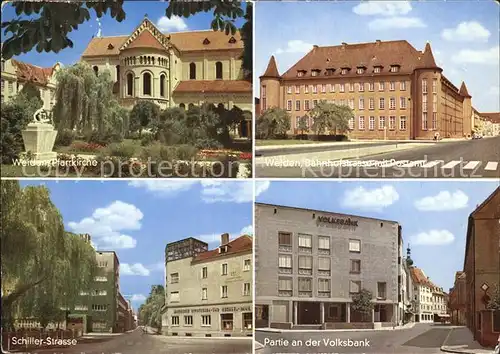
255 180 499 292
255 0 500 112
19 180 253 310
1 1 248 68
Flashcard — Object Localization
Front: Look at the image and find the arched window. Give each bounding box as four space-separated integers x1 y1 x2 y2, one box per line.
160 74 165 97
179 103 185 110
127 73 134 96
188 103 195 110
140 57 143 65
215 61 223 80
152 57 155 65
143 72 152 95
133 57 136 65
93 66 98 76
189 63 196 80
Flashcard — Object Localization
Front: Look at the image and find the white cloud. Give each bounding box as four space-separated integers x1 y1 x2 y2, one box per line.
194 225 253 244
414 190 469 211
255 181 271 197
121 263 150 276
341 185 399 211
368 17 426 31
412 230 455 245
452 46 500 64
130 294 147 302
276 40 313 55
156 16 188 32
68 201 142 249
200 181 254 203
442 21 491 42
128 180 197 195
353 1 412 16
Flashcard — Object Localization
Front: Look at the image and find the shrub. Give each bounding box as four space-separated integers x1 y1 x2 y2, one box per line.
55 129 75 147
86 131 112 146
140 133 156 146
175 145 199 161
69 142 104 153
106 141 137 159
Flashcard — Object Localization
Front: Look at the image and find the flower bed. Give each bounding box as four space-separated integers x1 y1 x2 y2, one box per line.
198 149 252 161
69 142 105 153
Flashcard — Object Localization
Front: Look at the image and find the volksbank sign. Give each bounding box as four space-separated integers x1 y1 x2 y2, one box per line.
317 216 358 227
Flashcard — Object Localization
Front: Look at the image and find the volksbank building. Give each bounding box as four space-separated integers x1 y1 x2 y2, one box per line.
255 203 404 330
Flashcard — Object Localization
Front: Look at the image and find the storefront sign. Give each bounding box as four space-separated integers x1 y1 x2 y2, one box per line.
317 216 358 227
173 305 252 314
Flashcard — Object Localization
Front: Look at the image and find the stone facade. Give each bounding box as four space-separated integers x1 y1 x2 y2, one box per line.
255 203 403 329
260 40 475 140
162 234 253 337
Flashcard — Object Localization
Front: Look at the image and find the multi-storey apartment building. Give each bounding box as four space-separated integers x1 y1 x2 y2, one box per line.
81 17 252 138
481 112 500 136
162 234 253 337
255 203 403 329
410 267 449 323
1 58 59 109
260 40 475 140
463 186 500 347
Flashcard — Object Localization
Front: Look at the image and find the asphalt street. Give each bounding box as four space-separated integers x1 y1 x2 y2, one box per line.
256 136 500 178
26 328 253 354
255 324 455 354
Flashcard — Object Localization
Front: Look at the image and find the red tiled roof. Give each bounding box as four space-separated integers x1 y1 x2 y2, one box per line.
193 235 252 262
12 59 54 85
410 267 432 286
278 40 441 79
480 112 500 124
127 30 165 51
174 80 252 93
261 55 280 78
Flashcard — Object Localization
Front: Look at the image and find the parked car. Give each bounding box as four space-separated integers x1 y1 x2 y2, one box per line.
494 334 500 354
472 133 483 139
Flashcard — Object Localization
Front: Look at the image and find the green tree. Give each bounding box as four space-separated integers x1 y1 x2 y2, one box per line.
256 108 291 139
130 101 160 137
297 115 309 136
1 181 98 331
2 1 252 76
351 289 374 322
310 100 352 136
138 285 165 333
487 285 500 310
19 82 42 103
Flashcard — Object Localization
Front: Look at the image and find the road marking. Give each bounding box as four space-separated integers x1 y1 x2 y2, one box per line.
463 161 480 170
441 160 461 169
484 161 498 171
421 160 443 168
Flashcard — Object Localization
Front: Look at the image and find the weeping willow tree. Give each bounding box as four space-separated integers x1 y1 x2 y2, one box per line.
138 285 165 332
52 62 126 140
0 181 98 330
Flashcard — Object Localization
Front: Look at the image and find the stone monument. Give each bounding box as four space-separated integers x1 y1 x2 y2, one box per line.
21 108 58 162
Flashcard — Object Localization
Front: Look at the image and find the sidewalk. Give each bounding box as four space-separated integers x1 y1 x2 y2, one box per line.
440 327 493 354
256 322 416 333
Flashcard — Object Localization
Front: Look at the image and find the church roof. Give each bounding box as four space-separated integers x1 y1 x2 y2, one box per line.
261 56 280 78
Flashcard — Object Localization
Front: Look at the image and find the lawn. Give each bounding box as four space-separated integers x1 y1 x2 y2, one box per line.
255 139 320 146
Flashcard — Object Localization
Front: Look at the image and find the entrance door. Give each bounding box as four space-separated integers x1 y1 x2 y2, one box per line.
240 121 248 138
297 302 320 325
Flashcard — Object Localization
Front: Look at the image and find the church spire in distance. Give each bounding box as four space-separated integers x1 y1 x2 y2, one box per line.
406 243 414 267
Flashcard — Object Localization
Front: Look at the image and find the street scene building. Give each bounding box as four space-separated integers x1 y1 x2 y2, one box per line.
449 271 467 326
259 40 485 140
162 234 253 337
462 186 500 347
255 203 405 329
410 267 449 323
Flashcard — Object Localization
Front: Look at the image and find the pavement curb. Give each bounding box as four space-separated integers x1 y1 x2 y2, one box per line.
157 335 253 340
440 345 492 354
256 324 416 333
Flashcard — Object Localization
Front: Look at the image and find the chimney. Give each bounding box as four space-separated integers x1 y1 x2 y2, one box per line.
313 45 318 50
221 233 229 246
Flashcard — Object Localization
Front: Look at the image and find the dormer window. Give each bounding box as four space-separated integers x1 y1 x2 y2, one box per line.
108 43 114 50
373 66 382 73
341 68 349 75
203 38 210 45
356 67 366 74
297 70 306 77
311 69 320 77
228 36 236 44
390 65 400 73
325 68 335 76
219 246 228 254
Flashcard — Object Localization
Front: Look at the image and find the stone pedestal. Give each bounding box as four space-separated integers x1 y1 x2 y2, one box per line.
21 123 58 161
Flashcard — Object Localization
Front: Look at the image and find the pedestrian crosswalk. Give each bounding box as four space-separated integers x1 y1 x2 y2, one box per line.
354 159 499 173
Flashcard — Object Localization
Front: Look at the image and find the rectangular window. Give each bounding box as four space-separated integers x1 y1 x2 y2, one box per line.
313 99 318 108
201 315 211 326
432 78 437 93
369 116 375 130
400 97 407 109
358 116 365 130
318 257 331 270
433 94 437 112
389 97 396 110
350 281 361 294
350 259 361 273
243 313 252 330
202 288 207 300
379 116 386 130
295 100 300 111
400 116 407 130
278 254 292 268
339 99 346 106
339 83 345 92
299 256 312 270
321 84 326 93
318 279 330 293
202 267 208 279
330 84 335 92
349 117 355 130
317 84 321 93
377 282 387 299
359 97 365 110
341 68 348 75
221 314 233 331
286 100 292 111
379 82 385 91
389 116 396 130
171 316 179 326
379 97 385 109
8 81 13 93
422 112 428 130
389 81 395 91
422 94 428 112
358 82 364 92
298 278 312 292
170 291 180 302
278 232 292 246
298 234 312 248
243 283 251 296
400 81 406 91
432 112 437 130
244 259 251 271
170 273 179 284
349 83 354 92
221 285 228 298
295 85 300 94
368 82 374 91
305 85 309 93
356 68 364 74
349 239 361 252
318 236 330 250
348 98 354 109
422 79 428 94
369 97 374 110
278 277 293 292
390 66 399 73
374 67 381 73
312 85 318 94
287 86 292 94
184 315 193 326
222 263 228 275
